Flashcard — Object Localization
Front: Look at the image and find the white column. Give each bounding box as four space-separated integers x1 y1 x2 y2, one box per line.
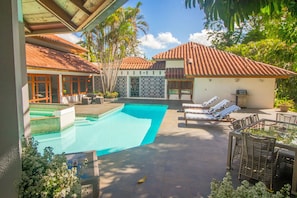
0 0 27 196
164 79 168 99
127 75 130 97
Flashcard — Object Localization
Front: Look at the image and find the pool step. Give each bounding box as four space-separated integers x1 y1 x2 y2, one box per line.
75 117 97 126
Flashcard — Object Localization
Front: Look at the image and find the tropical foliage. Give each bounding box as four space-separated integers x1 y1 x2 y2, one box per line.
79 2 148 93
18 138 81 198
189 3 297 103
223 7 297 102
185 0 297 31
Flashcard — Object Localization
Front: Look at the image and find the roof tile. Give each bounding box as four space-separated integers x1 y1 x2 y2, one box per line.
120 57 165 70
26 43 99 73
153 42 296 78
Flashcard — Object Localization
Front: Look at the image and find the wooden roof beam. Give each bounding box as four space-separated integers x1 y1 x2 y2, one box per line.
78 0 128 31
23 19 32 33
70 0 91 15
36 0 77 31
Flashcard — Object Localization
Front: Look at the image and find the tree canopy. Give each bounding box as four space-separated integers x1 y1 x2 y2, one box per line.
185 0 297 30
79 2 148 93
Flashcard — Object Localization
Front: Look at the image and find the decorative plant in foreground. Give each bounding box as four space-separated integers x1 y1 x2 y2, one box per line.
209 172 291 198
18 138 81 198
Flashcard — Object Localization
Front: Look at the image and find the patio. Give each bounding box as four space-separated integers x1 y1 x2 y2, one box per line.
75 99 292 198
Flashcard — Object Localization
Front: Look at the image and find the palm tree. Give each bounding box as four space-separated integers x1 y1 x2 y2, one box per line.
185 0 297 30
80 2 148 93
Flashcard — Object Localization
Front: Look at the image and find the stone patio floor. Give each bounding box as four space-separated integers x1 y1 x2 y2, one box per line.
75 99 293 198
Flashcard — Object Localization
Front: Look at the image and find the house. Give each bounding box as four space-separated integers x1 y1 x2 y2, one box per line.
109 42 296 108
26 37 296 109
26 34 98 104
94 57 167 98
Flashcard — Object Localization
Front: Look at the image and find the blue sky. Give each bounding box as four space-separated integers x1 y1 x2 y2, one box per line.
58 0 211 59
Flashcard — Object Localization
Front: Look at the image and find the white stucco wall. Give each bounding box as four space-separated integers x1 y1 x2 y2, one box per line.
192 78 276 108
165 60 184 68
117 70 165 77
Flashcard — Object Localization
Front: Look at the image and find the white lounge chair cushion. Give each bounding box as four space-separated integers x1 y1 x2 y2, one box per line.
183 103 204 108
182 96 219 108
185 113 219 120
202 96 219 107
184 99 230 114
185 105 241 121
184 109 210 114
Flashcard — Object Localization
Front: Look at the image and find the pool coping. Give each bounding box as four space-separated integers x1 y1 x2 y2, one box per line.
74 103 124 118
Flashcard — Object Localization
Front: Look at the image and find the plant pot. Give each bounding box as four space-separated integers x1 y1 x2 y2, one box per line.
104 98 118 102
279 105 289 112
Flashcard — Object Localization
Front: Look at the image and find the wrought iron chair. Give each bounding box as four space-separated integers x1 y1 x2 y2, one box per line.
238 132 278 189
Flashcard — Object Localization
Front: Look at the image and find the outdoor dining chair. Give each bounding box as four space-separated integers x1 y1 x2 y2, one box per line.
272 113 297 173
231 119 243 162
231 114 260 163
238 132 279 190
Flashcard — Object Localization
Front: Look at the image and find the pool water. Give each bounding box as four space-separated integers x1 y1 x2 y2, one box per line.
30 110 54 118
33 104 168 156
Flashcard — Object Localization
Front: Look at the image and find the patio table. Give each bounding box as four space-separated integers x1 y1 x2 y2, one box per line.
226 119 297 195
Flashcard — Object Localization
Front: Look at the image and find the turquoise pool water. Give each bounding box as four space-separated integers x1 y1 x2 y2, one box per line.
33 104 168 156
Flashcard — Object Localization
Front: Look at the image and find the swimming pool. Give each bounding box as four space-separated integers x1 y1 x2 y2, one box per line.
33 104 168 156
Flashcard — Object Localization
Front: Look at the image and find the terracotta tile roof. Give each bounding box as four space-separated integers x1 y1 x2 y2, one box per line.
153 42 296 78
120 57 165 70
26 34 87 54
165 68 184 79
26 43 99 73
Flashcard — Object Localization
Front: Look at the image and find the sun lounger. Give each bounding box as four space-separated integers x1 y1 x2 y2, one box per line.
182 96 219 109
184 104 241 125
184 99 230 114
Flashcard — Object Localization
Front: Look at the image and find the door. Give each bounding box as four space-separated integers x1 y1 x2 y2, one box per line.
28 74 52 103
130 77 139 97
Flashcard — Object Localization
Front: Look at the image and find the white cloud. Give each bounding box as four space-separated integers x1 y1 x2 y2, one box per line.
56 33 81 44
188 29 214 46
139 34 166 49
139 32 181 49
157 32 181 44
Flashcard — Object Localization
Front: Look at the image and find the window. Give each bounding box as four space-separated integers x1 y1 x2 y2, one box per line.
63 76 89 95
63 76 71 95
28 74 51 103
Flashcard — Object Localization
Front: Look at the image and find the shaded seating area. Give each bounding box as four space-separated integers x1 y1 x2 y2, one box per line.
82 93 104 105
182 96 219 109
227 114 297 194
184 104 241 125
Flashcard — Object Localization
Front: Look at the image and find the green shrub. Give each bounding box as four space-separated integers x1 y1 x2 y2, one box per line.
104 91 119 98
18 138 81 198
275 98 295 108
209 172 291 198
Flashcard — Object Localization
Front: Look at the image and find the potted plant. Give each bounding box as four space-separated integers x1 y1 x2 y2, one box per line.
104 91 119 102
276 98 295 112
